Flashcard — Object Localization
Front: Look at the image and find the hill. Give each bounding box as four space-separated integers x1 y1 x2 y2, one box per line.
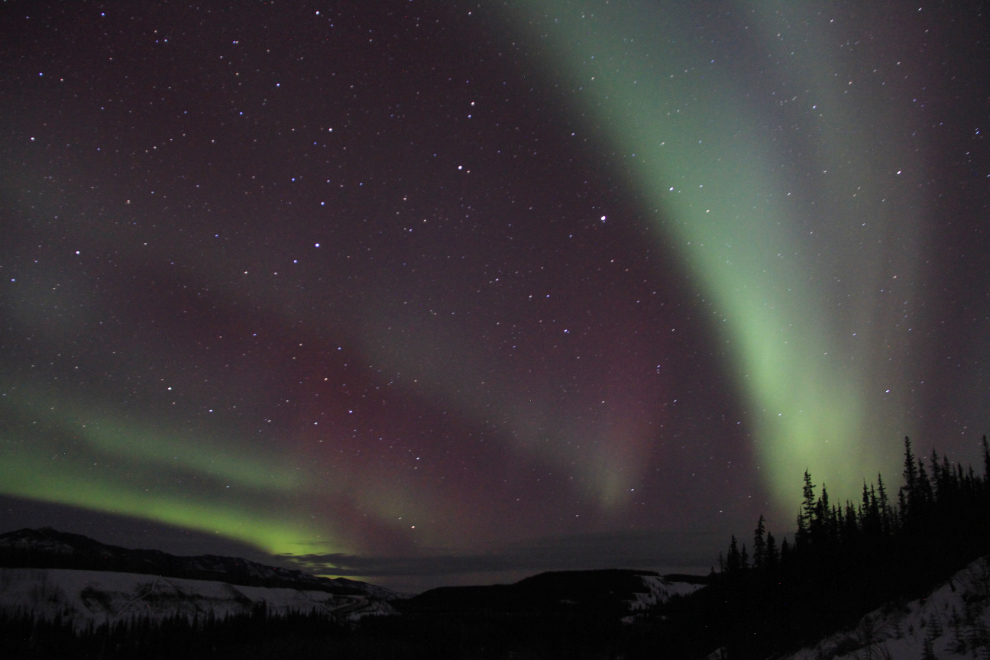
402 568 705 619
774 554 990 660
0 527 393 598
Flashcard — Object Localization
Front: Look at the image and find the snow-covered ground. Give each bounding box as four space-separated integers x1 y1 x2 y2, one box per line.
626 575 706 612
776 556 990 660
620 574 707 623
0 567 396 628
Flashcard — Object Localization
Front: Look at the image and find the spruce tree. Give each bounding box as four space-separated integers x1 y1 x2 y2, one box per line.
795 512 807 549
917 458 935 517
802 471 817 524
903 436 919 516
726 536 741 573
814 485 830 544
765 532 778 569
868 484 881 536
753 515 767 570
930 449 944 497
876 473 891 534
798 470 816 547
843 502 859 546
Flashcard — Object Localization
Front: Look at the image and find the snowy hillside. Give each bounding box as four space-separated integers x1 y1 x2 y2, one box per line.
766 555 990 660
0 566 396 628
622 574 706 621
0 527 395 599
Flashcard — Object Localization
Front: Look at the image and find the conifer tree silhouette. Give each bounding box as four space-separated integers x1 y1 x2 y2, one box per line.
753 515 767 570
903 436 919 518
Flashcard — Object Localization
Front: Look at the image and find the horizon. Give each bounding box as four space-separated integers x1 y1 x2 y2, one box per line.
0 503 718 593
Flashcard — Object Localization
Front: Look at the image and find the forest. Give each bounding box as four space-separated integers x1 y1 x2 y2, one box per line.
646 436 990 659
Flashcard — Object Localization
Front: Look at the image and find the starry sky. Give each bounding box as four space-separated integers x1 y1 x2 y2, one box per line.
1 1 988 592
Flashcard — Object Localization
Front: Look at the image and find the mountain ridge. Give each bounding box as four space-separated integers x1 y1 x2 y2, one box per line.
0 527 395 599
403 568 707 618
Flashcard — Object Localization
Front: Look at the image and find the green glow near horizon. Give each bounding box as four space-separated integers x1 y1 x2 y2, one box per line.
0 446 319 555
511 1 915 511
0 390 329 556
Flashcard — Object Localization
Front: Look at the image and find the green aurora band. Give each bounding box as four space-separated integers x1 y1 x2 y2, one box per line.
510 0 923 511
0 388 325 556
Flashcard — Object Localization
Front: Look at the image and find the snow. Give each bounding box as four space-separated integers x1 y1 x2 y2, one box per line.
620 574 707 623
0 567 396 629
777 555 990 660
626 575 706 612
0 528 403 600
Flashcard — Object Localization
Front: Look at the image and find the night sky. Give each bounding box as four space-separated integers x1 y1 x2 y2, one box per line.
1 1 988 592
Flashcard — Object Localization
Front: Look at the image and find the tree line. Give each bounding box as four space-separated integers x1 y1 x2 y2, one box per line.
657 436 990 659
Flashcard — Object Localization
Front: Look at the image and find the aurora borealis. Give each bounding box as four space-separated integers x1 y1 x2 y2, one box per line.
1 1 988 591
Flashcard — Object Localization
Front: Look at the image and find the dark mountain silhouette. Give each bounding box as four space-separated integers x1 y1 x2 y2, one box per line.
0 527 394 598
402 569 707 617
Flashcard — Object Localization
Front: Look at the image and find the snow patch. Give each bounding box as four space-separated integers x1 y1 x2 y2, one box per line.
622 575 707 623
0 567 396 629
777 556 990 660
